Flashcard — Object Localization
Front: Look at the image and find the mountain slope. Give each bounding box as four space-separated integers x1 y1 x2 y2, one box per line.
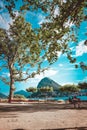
37 77 61 91
14 90 31 98
0 92 7 99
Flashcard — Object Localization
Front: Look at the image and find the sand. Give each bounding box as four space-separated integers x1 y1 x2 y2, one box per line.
0 102 87 130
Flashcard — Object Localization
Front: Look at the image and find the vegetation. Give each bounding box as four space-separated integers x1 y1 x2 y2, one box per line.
1 0 86 68
38 86 53 99
0 16 47 103
0 0 87 102
26 86 53 98
78 82 87 90
14 94 26 99
59 84 80 95
26 87 37 93
38 86 53 93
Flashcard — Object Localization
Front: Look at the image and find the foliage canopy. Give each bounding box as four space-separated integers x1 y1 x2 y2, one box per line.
0 16 47 102
0 0 87 102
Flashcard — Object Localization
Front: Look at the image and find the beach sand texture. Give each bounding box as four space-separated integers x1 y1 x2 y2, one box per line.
0 102 87 130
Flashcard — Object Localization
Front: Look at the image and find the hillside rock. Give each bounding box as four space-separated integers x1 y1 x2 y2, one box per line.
37 77 61 91
0 92 7 99
14 90 31 98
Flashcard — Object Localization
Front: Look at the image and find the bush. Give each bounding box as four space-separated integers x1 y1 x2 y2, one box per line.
13 94 26 99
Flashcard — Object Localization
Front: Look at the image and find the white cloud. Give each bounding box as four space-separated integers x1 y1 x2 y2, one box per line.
59 64 63 67
26 11 48 26
62 0 67 3
38 14 49 25
2 72 10 77
35 68 58 80
0 14 11 29
0 1 13 29
27 68 58 86
82 77 87 82
54 6 60 18
70 46 76 52
0 11 19 30
64 19 74 28
13 11 19 17
38 14 45 25
76 40 87 56
0 1 5 11
57 51 62 57
65 67 76 71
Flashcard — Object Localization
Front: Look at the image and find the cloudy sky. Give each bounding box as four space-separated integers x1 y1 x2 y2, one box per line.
0 0 87 95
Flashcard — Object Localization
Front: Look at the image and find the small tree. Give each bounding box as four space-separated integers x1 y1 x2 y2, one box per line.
59 84 80 96
78 82 87 93
38 86 53 98
14 94 26 99
26 87 37 93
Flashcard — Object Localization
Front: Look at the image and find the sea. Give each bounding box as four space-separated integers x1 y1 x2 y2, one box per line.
29 96 87 101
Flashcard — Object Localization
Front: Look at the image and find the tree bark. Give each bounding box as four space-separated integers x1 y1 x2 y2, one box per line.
8 63 15 103
8 78 14 103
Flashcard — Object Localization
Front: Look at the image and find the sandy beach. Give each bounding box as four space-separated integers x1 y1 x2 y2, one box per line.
0 102 87 130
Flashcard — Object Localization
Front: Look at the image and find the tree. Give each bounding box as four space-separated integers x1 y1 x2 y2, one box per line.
0 0 87 101
0 16 47 103
26 87 37 93
38 0 87 68
26 87 37 98
59 84 80 96
14 94 26 99
38 86 53 97
78 82 87 90
2 0 86 69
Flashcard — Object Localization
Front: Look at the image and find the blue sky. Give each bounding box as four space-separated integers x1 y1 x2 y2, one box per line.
0 0 87 95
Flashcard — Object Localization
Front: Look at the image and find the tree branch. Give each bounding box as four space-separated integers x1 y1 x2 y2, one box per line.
15 68 48 82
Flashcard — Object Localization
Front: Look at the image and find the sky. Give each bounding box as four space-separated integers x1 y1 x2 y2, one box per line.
0 0 87 95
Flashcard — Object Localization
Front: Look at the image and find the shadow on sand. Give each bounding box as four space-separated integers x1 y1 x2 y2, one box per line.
12 126 87 130
13 129 25 130
0 102 87 114
42 126 87 130
12 128 25 130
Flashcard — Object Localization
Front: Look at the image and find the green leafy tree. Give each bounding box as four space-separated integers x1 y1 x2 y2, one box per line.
2 0 86 69
26 87 37 93
0 16 46 103
0 0 87 102
38 86 53 97
59 84 80 96
38 0 87 68
14 94 26 99
78 82 87 90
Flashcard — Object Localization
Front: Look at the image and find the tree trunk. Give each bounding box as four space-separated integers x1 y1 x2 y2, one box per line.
8 78 14 103
8 63 15 103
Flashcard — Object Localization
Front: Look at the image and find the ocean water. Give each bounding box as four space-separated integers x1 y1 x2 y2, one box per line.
77 96 87 101
29 96 87 101
54 96 87 101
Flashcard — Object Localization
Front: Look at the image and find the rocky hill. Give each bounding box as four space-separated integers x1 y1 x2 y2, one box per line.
0 92 8 99
14 90 31 98
37 77 61 91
